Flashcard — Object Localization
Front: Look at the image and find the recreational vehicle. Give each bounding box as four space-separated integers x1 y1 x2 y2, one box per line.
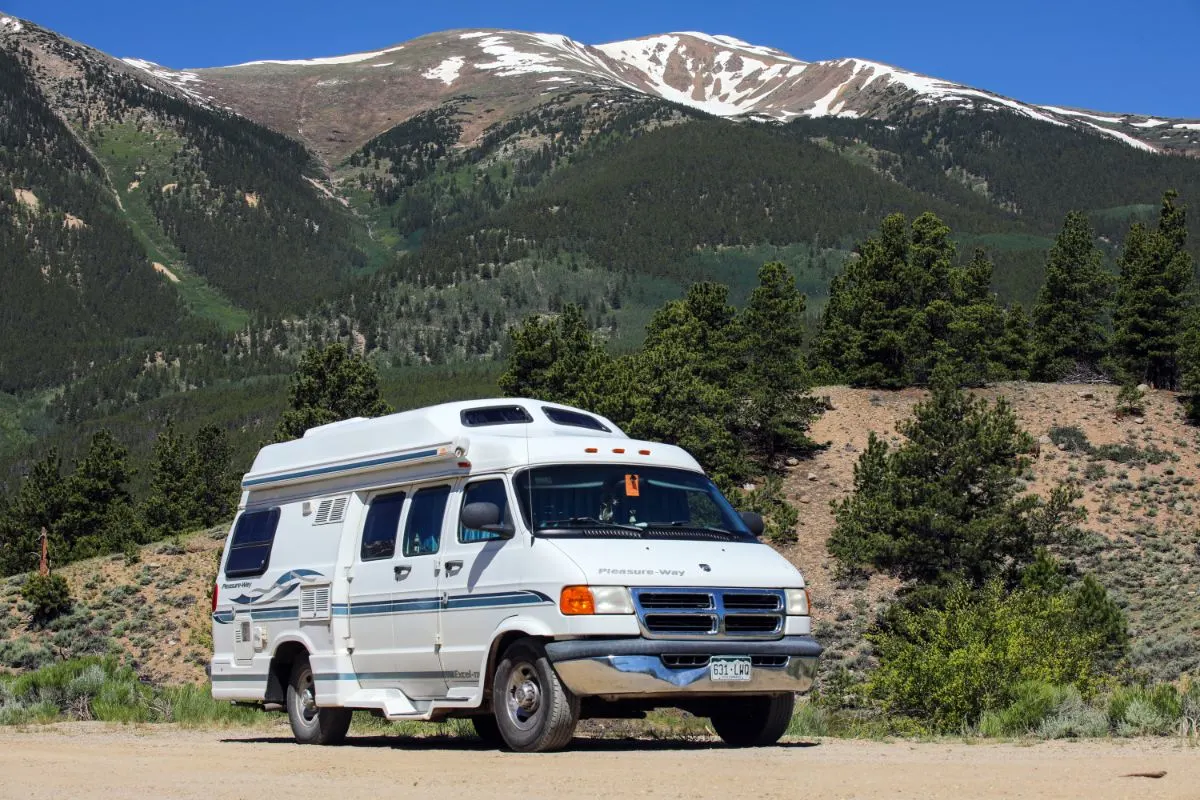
210 399 821 751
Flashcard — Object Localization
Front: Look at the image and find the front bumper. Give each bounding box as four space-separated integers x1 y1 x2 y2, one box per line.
545 636 821 697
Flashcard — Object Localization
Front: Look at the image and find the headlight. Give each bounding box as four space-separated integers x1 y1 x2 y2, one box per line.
785 587 811 616
559 585 634 615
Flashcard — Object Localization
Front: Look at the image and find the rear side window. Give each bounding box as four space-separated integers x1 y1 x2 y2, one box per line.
361 491 406 561
224 508 281 578
542 406 610 432
403 486 451 556
460 480 510 544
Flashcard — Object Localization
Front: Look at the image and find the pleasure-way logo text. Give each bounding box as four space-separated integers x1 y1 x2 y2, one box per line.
597 567 686 577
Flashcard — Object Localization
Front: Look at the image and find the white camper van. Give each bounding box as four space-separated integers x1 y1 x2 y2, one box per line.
211 399 820 752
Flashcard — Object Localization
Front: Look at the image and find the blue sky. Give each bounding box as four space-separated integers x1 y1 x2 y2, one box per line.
9 0 1199 117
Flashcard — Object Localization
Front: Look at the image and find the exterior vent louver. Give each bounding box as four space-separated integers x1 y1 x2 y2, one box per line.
312 496 348 526
299 585 332 621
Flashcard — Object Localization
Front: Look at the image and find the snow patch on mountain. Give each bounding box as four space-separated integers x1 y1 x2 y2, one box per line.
1129 118 1168 128
473 34 563 76
423 56 465 85
1083 122 1157 152
1174 123 1200 131
122 59 211 103
1039 105 1125 124
226 45 405 68
0 15 22 32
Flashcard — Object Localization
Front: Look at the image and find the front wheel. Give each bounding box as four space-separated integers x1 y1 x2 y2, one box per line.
286 656 352 745
492 639 579 752
710 693 794 747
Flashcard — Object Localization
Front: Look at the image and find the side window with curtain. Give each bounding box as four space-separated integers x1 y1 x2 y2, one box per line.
403 485 451 557
360 491 405 561
459 480 510 544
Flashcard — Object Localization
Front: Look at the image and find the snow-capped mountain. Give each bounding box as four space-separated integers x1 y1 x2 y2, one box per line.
4 16 1197 164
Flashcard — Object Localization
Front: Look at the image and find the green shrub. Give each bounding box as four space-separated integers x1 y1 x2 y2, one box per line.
1049 426 1092 453
787 702 830 737
1036 689 1109 738
977 681 1073 736
867 582 1104 731
21 574 72 623
153 683 260 726
1115 384 1146 417
1094 444 1143 464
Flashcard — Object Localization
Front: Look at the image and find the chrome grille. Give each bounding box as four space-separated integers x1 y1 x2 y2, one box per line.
631 588 786 640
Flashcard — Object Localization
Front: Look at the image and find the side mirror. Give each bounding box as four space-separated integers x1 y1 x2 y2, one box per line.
739 511 765 537
461 502 515 539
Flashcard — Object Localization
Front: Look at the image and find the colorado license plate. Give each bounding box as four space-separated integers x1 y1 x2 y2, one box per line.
709 656 752 682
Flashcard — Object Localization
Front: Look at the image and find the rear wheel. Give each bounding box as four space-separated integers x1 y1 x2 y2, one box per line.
286 656 352 745
492 639 579 752
710 693 794 747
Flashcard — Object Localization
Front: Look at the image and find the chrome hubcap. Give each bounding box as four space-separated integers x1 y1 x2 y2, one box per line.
298 672 318 724
506 664 542 730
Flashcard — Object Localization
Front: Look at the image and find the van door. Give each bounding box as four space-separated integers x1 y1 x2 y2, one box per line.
349 491 406 687
436 478 526 690
390 484 452 699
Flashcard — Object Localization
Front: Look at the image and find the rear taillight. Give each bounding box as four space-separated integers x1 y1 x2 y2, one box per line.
211 582 218 613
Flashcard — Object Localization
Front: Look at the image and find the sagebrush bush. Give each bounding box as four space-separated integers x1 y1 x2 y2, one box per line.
1049 425 1092 453
867 582 1104 731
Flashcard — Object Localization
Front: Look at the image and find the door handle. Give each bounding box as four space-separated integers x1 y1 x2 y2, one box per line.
444 560 464 576
393 565 411 581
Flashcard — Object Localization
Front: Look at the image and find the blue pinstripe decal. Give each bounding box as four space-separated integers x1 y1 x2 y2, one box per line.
241 448 442 488
213 591 552 624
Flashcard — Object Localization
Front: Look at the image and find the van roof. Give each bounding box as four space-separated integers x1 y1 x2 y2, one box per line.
242 398 702 492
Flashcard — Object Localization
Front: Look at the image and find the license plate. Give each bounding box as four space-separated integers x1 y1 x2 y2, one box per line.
709 656 752 682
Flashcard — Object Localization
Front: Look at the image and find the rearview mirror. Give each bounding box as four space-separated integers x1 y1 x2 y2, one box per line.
739 511 765 537
461 502 515 539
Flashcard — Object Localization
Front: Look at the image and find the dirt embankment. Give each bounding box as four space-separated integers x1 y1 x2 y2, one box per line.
0 725 1196 800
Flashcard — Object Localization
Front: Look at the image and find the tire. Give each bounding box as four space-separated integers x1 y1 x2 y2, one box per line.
286 656 352 745
471 714 505 747
710 693 795 747
492 639 579 752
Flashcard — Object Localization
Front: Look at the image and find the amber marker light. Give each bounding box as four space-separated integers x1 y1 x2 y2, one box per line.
560 586 595 615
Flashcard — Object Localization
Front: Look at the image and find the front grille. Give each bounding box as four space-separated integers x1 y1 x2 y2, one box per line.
724 614 782 635
643 613 717 634
631 588 786 640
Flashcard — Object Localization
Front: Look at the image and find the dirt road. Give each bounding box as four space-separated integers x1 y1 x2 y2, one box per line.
0 725 1196 799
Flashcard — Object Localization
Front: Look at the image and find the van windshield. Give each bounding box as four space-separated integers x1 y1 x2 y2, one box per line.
514 465 754 541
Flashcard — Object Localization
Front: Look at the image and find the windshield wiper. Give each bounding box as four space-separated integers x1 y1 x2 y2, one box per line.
536 517 643 534
644 522 742 538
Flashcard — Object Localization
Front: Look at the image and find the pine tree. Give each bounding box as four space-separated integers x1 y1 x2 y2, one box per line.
57 430 135 560
1031 211 1112 380
144 420 195 536
998 303 1033 379
828 379 1082 589
736 262 819 461
1112 191 1194 389
190 425 238 527
0 450 66 575
1178 307 1200 420
274 343 393 442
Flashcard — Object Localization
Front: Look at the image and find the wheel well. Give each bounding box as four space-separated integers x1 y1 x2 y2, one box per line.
266 641 309 704
483 631 544 708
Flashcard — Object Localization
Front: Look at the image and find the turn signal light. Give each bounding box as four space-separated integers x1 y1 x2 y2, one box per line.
560 586 595 615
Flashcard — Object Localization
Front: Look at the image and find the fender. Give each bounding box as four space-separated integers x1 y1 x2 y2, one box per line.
475 613 559 682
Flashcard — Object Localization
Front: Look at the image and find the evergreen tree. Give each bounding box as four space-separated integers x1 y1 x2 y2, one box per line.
274 343 393 442
1031 211 1112 380
736 262 819 461
828 380 1081 589
58 430 135 560
1111 191 1194 389
626 283 747 485
497 304 622 419
0 450 66 575
1178 307 1200 420
190 425 238 527
144 420 195 536
998 303 1033 379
